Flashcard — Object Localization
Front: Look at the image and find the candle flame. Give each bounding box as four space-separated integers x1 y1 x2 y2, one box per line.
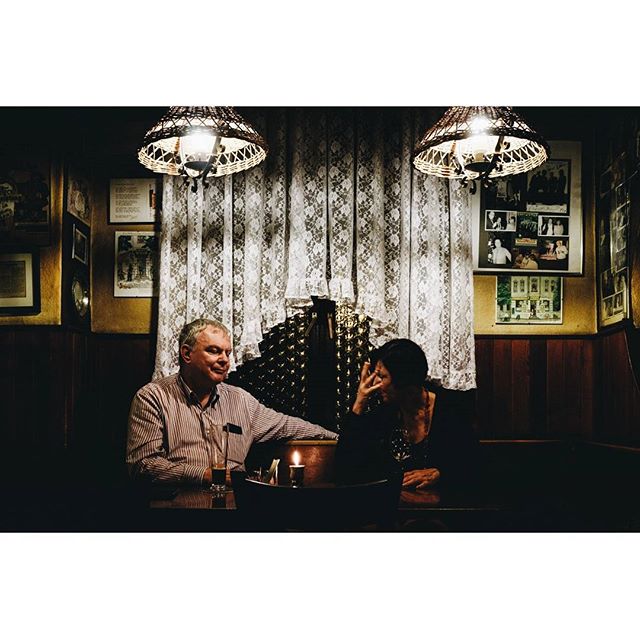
292 450 301 466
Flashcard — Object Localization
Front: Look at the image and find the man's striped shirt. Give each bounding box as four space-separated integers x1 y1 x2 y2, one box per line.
126 374 337 484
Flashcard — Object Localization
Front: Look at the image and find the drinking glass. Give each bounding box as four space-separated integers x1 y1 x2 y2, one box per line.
210 444 227 497
206 423 228 497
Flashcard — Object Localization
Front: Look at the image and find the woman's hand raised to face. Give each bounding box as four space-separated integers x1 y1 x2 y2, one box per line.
352 361 382 415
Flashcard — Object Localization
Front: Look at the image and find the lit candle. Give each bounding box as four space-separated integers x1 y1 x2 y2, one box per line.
289 450 305 487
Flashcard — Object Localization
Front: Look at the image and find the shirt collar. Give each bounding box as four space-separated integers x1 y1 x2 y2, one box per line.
178 374 219 409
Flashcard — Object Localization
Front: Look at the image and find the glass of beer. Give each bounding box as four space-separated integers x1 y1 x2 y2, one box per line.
208 424 228 497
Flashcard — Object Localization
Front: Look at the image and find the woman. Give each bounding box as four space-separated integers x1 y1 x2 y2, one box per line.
335 339 478 489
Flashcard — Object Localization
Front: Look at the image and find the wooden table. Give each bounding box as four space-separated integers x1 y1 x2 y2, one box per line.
147 483 507 531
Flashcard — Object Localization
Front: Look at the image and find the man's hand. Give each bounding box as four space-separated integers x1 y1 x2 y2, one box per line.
352 361 382 415
402 467 441 489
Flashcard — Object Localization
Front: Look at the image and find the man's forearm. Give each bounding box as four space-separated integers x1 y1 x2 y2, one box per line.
130 455 206 485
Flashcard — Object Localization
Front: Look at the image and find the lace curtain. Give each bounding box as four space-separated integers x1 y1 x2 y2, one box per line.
153 107 476 390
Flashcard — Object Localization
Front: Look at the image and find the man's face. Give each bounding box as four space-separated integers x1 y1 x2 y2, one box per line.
182 326 232 386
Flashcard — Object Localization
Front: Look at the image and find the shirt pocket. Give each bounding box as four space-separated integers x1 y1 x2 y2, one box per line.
225 432 247 465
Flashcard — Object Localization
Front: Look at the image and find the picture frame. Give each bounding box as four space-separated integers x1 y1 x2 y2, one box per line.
597 152 631 328
65 165 92 227
496 275 563 324
0 249 40 316
472 141 583 275
72 224 88 265
0 157 51 246
114 231 159 298
109 178 158 224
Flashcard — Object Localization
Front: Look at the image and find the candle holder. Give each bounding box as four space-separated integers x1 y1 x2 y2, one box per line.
289 464 305 487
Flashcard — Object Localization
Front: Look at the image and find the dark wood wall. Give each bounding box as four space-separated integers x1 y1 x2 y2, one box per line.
475 336 596 440
3 327 639 486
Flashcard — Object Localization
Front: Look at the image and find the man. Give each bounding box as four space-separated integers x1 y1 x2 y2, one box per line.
126 318 337 485
491 238 511 265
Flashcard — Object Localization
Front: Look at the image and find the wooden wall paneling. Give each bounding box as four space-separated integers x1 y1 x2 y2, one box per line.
529 338 548 436
44 329 67 450
89 334 155 480
510 339 531 437
491 339 514 437
0 329 67 452
473 338 494 438
596 330 640 445
579 338 596 441
545 340 566 437
64 330 91 451
0 330 18 443
599 332 619 441
617 331 640 442
609 331 633 442
562 339 592 439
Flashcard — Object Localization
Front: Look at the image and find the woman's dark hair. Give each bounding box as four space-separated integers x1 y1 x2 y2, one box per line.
369 339 428 389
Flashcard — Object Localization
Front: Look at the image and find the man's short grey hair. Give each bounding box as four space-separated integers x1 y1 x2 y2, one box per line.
178 318 230 363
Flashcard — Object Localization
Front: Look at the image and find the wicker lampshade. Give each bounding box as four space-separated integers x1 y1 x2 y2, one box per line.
138 106 268 185
413 106 549 181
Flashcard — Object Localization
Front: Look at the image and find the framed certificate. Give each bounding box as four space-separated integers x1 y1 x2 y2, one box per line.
109 178 158 223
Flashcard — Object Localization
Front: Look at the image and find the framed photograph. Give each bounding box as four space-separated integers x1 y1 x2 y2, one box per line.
0 158 51 246
109 178 158 223
114 231 159 297
483 173 527 211
597 158 631 328
496 275 563 324
65 166 92 226
72 225 88 265
473 141 583 274
525 160 570 214
0 249 40 315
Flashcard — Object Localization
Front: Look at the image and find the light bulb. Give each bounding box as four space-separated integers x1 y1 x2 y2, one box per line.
178 131 219 176
454 115 501 176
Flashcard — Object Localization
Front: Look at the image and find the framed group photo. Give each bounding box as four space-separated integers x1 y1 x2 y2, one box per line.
472 141 583 275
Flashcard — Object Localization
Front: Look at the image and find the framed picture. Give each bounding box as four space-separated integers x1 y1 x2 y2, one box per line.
114 231 159 297
65 166 92 226
109 178 158 223
597 152 631 328
0 249 40 315
496 275 563 324
473 141 583 274
72 225 88 265
0 158 51 246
